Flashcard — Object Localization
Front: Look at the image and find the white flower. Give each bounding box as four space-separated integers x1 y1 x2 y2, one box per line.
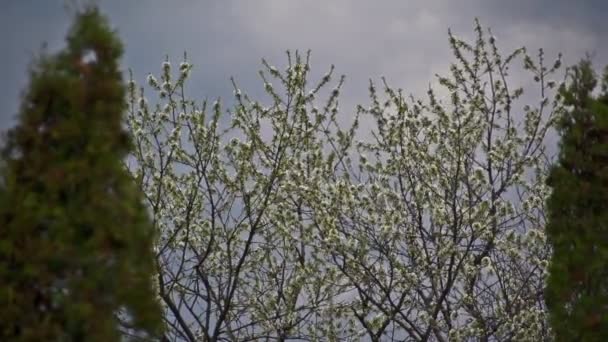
179 61 190 72
147 74 158 87
481 256 491 268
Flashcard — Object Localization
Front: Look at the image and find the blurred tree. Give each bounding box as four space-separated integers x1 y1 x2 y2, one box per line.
545 58 608 341
0 7 163 341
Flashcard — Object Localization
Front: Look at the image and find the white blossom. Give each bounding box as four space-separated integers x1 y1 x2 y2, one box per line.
146 74 158 87
126 25 559 340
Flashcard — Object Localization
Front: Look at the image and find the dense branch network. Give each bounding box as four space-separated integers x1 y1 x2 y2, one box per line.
127 21 563 341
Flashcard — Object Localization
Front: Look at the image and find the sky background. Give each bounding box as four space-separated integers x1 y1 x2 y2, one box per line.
1 0 608 133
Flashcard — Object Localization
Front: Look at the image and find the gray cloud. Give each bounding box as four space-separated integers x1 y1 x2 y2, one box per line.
1 0 606 132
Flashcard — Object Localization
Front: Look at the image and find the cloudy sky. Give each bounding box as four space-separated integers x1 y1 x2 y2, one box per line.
2 0 607 132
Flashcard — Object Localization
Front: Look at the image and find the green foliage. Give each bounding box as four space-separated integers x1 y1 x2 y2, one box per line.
545 59 608 341
0 7 163 341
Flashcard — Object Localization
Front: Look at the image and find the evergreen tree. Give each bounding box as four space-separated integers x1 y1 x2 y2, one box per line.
545 59 608 340
0 7 163 341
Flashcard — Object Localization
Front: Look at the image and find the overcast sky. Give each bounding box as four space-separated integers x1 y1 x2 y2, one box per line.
2 0 607 132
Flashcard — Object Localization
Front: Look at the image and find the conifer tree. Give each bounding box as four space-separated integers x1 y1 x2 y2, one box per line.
545 59 608 340
0 7 163 341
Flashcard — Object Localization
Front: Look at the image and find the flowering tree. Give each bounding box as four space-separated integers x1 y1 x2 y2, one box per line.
318 22 562 341
127 21 563 341
127 51 356 341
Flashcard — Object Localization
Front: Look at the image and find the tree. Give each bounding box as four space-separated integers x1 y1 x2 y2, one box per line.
545 59 608 341
128 51 352 341
0 7 163 341
128 21 562 341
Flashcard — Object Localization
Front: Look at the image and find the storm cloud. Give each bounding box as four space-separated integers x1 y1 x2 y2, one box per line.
2 0 606 130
